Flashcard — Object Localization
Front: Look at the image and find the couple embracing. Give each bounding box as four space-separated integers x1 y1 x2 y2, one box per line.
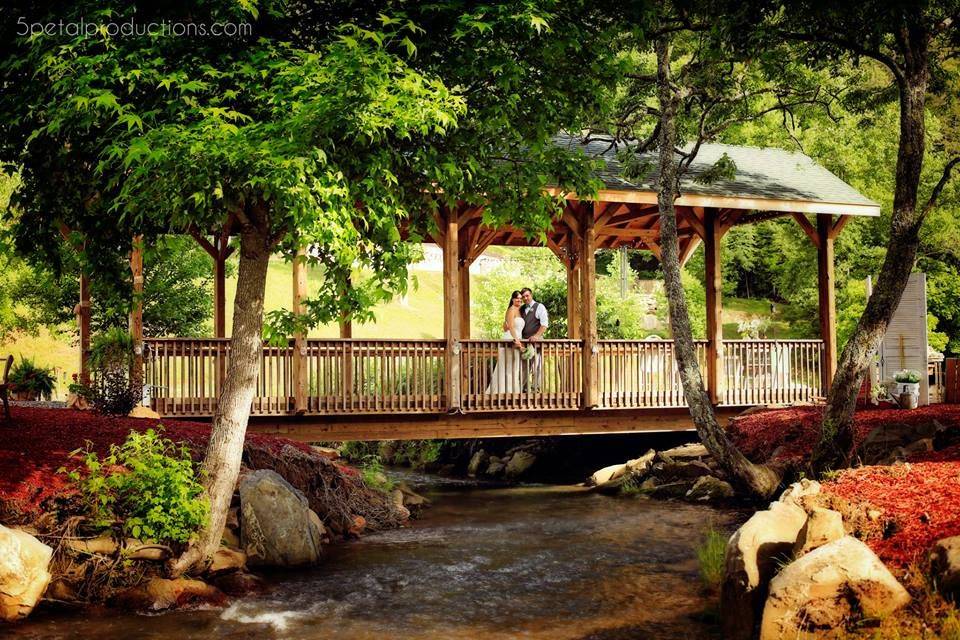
487 288 548 394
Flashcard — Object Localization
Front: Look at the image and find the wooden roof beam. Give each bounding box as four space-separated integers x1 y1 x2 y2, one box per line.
680 236 702 267
829 214 851 239
684 207 707 241
791 212 821 250
719 209 744 236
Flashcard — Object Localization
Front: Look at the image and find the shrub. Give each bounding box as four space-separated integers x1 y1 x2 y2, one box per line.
359 455 394 493
696 527 728 589
66 428 209 544
89 368 142 415
87 328 142 415
9 356 56 400
338 440 379 462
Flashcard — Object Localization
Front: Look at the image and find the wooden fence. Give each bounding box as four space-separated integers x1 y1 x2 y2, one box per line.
947 358 960 404
144 337 826 417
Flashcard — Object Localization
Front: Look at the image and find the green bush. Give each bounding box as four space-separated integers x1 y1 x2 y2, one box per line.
696 527 728 589
9 356 56 400
66 428 209 544
359 455 395 493
338 440 379 462
87 328 141 415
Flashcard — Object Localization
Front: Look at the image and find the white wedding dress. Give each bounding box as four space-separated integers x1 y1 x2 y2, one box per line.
486 316 524 393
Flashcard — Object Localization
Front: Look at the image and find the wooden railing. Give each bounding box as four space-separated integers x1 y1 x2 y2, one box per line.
459 340 582 411
722 340 824 405
144 338 445 416
597 340 708 408
144 337 825 417
145 338 230 416
596 339 824 408
304 340 445 413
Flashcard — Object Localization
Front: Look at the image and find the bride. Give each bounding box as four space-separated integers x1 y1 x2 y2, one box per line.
486 291 524 394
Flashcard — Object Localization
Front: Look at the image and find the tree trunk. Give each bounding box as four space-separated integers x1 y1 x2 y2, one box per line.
654 34 781 500
811 38 929 472
169 208 273 576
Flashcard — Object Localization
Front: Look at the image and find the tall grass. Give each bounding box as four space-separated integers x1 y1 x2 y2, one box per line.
696 527 728 590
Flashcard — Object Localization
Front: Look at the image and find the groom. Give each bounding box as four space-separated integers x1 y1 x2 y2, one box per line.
520 287 548 390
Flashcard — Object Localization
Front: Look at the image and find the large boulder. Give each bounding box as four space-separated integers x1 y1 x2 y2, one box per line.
860 420 947 464
778 479 821 509
658 443 709 461
721 501 808 640
587 463 628 487
760 536 910 639
930 535 960 600
793 508 845 556
504 451 537 479
686 475 734 501
654 460 714 482
208 547 247 575
467 450 489 477
239 469 324 567
0 524 53 621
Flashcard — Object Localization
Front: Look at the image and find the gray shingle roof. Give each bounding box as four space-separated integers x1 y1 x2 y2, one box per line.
553 133 879 210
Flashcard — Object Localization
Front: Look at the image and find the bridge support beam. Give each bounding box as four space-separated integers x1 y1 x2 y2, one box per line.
442 209 462 411
581 204 599 408
704 210 723 405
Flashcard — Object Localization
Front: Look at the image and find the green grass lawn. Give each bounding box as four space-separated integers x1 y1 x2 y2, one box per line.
223 258 446 339
723 296 811 339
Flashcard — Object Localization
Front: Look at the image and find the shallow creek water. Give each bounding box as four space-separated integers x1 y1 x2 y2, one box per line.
9 471 742 640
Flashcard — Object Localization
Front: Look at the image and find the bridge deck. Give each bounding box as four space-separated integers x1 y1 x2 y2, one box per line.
242 407 747 442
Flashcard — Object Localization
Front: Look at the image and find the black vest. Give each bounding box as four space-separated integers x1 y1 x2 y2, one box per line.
521 302 542 339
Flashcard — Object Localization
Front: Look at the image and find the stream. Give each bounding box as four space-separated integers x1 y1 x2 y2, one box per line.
9 470 742 640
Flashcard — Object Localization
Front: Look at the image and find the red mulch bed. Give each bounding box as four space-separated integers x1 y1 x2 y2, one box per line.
0 406 316 518
728 403 960 463
728 404 960 567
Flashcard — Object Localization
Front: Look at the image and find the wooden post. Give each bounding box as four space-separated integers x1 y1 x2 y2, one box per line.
292 247 308 414
214 254 227 338
566 258 581 339
581 204 598 408
817 214 837 389
129 235 144 389
704 210 723 404
443 210 462 411
78 271 91 385
339 278 353 404
459 263 471 339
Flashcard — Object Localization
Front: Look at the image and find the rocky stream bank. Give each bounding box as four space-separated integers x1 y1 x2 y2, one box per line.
0 407 426 624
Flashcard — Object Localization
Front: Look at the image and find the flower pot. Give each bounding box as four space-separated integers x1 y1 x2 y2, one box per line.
13 390 37 401
894 382 920 396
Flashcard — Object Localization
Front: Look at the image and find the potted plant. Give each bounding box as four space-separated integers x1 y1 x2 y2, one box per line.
9 357 57 401
893 369 921 396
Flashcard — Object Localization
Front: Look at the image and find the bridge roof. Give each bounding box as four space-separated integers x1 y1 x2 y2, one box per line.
551 133 880 218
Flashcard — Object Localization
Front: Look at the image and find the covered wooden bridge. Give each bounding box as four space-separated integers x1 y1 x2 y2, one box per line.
99 136 879 441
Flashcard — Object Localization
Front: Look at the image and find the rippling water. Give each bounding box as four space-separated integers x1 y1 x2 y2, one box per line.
9 472 740 640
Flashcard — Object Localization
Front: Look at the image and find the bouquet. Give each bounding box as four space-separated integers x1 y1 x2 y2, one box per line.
521 345 536 361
